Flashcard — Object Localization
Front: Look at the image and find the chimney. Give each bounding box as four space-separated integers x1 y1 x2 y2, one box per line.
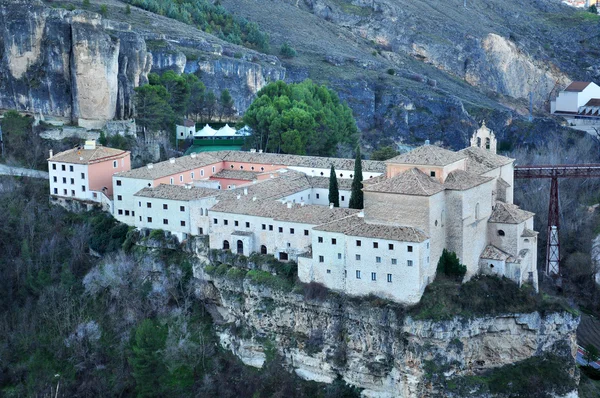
357 211 364 218
84 140 96 150
424 139 430 145
243 188 248 195
169 158 175 164
250 148 256 153
147 163 154 169
329 203 334 209
259 149 263 153
191 153 197 158
287 202 292 209
79 157 84 161
300 200 305 207
252 196 257 201
49 149 53 158
185 184 192 189
237 194 241 199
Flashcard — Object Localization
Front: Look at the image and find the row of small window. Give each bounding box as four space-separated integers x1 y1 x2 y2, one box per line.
53 174 85 183
117 209 134 216
130 201 186 212
317 237 413 252
350 270 394 283
137 216 186 226
230 164 265 171
52 161 119 170
213 218 310 235
53 188 80 196
319 254 412 266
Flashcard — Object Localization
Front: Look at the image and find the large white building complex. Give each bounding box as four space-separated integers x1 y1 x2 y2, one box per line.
48 124 538 304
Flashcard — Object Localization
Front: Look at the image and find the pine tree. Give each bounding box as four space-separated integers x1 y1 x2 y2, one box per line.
328 164 339 207
349 147 364 209
130 319 168 397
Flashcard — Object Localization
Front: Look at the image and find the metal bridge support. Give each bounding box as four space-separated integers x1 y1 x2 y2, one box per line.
546 176 560 275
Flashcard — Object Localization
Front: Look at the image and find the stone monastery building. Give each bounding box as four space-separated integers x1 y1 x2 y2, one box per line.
48 124 538 304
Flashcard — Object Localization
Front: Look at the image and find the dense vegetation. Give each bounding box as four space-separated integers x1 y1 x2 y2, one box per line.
243 80 359 156
0 177 360 397
123 0 269 51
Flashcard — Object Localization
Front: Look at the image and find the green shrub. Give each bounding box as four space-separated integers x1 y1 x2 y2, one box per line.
125 4 131 14
386 68 395 75
589 4 598 14
226 267 247 280
100 4 108 16
246 270 293 291
83 0 90 8
149 229 165 240
279 43 297 58
215 263 229 276
437 249 466 281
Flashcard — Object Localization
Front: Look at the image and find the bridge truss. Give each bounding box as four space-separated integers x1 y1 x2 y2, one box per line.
514 164 600 275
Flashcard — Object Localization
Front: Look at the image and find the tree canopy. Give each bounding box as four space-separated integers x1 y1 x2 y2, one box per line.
349 147 363 209
370 146 399 161
243 80 358 156
329 165 340 208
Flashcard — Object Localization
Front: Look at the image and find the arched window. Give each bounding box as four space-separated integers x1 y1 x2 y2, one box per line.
237 240 244 254
260 245 267 254
497 230 505 236
485 137 491 150
475 203 480 220
477 137 482 147
223 240 230 250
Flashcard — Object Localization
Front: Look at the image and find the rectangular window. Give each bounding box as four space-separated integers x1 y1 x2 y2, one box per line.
117 195 122 201
70 178 74 185
63 189 67 195
69 165 74 172
355 254 361 261
331 238 337 245
62 177 66 183
125 210 130 216
269 225 273 231
147 202 152 208
139 216 142 222
304 230 309 236
118 209 123 215
376 256 381 263
53 176 57 182
318 236 323 243
427 242 429 249
387 274 392 283
116 180 122 186
179 175 183 182
53 188 58 194
82 186 86 192
262 224 266 230
52 164 56 170
180 206 185 212
246 222 250 228
61 165 66 171
316 193 320 199
371 272 376 281
341 196 345 201
373 242 378 248
224 220 229 225
201 170 204 176
71 190 75 196
337 253 342 260
212 166 215 173
327 269 331 274
213 218 218 224
132 211 135 216
392 258 397 265
430 171 436 177
113 161 117 168
356 270 361 279
407 260 413 267
163 204 168 210
290 228 295 234
319 256 324 263
180 221 186 227
81 172 85 179
138 201 141 207
279 227 283 233
191 172 195 179
198 227 203 234
163 219 169 225
147 217 152 223
408 246 413 252
389 244 394 250
235 221 239 227
356 240 361 247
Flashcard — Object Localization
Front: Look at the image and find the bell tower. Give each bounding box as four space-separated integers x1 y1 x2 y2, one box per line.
470 121 497 154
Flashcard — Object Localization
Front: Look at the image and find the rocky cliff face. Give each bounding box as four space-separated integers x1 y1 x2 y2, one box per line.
0 1 284 128
194 262 579 398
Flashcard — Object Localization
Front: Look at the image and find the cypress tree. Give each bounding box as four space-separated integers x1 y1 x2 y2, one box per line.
328 164 340 207
349 147 364 209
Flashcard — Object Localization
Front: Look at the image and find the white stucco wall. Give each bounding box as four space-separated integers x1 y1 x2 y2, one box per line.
112 176 154 225
49 161 90 201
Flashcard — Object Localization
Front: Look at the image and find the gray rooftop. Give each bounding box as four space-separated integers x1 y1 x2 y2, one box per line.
314 215 429 243
213 169 260 181
444 169 494 191
489 202 534 224
458 146 514 175
50 145 128 165
385 145 466 166
211 197 359 225
363 168 445 196
480 245 515 262
117 153 222 180
134 184 218 201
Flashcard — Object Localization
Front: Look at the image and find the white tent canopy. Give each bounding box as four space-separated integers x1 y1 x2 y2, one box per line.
214 124 237 137
195 124 217 138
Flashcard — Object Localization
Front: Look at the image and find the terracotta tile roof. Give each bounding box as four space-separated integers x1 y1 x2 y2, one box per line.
49 145 128 165
211 197 359 225
444 169 493 191
116 153 222 180
363 168 445 196
134 184 218 201
214 151 386 172
385 145 465 166
314 215 429 242
212 169 260 181
480 245 515 262
458 146 513 175
565 81 591 92
489 202 534 224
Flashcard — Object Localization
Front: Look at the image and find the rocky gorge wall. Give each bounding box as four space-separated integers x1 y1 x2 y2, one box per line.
0 1 284 128
190 251 579 398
